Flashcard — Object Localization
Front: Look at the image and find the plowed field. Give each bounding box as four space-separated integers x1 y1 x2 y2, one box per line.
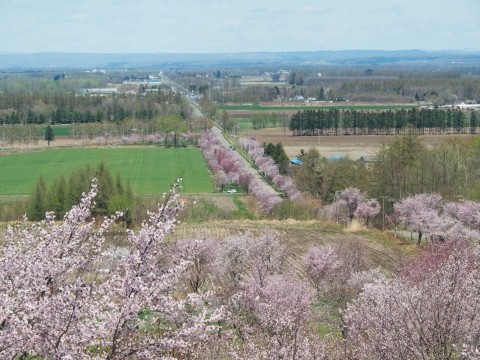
242 128 477 159
172 220 415 273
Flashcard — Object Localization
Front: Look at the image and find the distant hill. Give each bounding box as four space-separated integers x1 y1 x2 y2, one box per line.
0 50 479 70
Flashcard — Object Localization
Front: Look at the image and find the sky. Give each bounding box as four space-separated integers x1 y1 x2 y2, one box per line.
0 0 479 54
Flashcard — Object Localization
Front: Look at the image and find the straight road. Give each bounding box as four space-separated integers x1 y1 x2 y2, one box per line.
161 73 281 197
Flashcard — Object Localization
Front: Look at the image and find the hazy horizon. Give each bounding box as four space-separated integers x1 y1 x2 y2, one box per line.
1 49 480 55
1 0 479 54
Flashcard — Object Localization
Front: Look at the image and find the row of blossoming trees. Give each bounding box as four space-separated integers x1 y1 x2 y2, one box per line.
199 131 283 211
325 187 480 246
1 181 479 359
238 137 303 203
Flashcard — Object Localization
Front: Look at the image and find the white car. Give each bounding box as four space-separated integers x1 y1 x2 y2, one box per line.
227 189 237 193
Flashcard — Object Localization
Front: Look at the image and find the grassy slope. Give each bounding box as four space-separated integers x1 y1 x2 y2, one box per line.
173 220 415 273
0 147 214 195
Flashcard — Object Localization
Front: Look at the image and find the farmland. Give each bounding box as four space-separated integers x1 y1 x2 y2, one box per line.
172 220 414 272
241 127 478 159
0 147 214 196
218 103 415 112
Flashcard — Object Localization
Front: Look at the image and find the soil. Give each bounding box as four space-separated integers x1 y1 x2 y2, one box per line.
172 220 413 272
241 128 477 159
3 129 476 161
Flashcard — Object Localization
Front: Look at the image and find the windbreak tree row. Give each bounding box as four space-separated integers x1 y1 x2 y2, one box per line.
289 108 477 136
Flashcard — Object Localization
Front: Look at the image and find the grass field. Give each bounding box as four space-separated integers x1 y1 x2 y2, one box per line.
0 147 214 196
38 125 71 137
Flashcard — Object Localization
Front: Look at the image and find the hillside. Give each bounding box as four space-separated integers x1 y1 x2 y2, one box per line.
172 220 414 273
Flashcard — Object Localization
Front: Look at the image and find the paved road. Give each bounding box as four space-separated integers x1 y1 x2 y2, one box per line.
210 125 280 197
161 74 280 197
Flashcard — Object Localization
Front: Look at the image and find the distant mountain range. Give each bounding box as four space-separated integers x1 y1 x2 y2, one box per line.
0 50 479 70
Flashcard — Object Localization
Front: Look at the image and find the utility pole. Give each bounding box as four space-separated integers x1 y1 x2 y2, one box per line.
381 196 386 231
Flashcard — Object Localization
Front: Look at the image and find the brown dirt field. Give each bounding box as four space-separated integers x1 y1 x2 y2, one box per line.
0 137 96 154
187 194 237 213
5 130 474 161
172 220 414 273
242 128 477 159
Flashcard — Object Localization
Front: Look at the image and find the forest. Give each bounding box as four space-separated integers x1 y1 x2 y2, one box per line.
170 63 480 105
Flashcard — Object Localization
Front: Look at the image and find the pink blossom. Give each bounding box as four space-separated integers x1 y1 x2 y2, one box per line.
355 199 380 227
343 245 480 360
394 193 443 244
340 187 365 221
302 245 342 292
0 180 222 358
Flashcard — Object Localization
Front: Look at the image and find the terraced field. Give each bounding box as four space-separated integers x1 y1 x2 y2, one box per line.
172 220 415 273
0 147 214 195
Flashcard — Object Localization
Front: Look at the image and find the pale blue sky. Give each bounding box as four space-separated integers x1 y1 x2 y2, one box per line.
0 0 479 53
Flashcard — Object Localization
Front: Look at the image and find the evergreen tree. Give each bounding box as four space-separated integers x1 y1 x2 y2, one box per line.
44 125 54 146
272 143 290 175
470 111 478 134
95 160 114 216
48 174 68 218
318 86 325 101
28 175 48 221
264 142 275 157
115 172 125 195
27 163 132 222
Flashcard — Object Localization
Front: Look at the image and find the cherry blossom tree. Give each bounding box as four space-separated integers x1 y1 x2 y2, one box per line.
322 199 350 225
302 245 342 292
239 136 303 202
215 231 288 295
355 198 380 227
445 200 480 232
340 187 365 221
0 181 221 359
215 233 253 296
228 274 324 359
175 238 219 293
346 267 387 294
343 243 480 360
200 132 283 211
394 193 443 244
248 231 289 287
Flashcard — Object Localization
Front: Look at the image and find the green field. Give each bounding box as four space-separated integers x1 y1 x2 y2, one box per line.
218 104 416 111
0 147 214 196
38 125 71 137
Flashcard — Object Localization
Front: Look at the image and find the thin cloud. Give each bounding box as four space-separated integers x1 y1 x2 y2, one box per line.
294 5 333 15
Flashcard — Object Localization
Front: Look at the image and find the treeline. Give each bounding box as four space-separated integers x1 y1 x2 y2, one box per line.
289 108 478 136
0 115 202 147
28 161 133 221
251 112 289 130
370 134 480 201
294 133 480 207
170 66 480 104
0 90 190 125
